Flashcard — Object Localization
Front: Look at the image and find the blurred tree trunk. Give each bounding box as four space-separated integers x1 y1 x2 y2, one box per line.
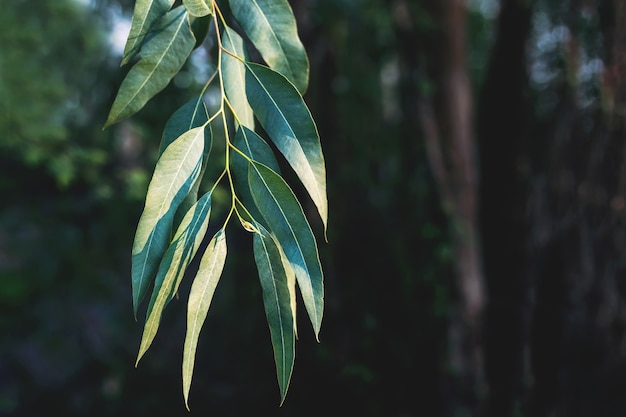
476 0 533 416
393 0 486 414
527 1 626 416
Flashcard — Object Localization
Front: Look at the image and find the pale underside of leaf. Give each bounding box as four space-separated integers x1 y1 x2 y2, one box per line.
221 26 255 128
122 0 175 65
229 0 309 93
248 161 323 338
253 224 295 404
105 7 195 129
160 97 209 155
159 98 212 228
183 229 227 410
244 62 327 233
136 192 212 365
183 0 213 17
132 126 205 316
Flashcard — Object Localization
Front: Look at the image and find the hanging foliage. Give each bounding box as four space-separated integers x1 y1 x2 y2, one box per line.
104 0 326 409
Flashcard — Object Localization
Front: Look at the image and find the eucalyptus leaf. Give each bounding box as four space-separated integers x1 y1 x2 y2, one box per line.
122 0 175 65
221 27 255 128
190 15 211 49
137 192 212 364
160 98 212 227
229 0 309 93
231 125 280 225
233 125 280 174
183 229 227 410
249 161 323 338
244 62 327 232
105 7 195 129
253 223 295 404
160 97 209 155
183 0 213 17
132 126 205 316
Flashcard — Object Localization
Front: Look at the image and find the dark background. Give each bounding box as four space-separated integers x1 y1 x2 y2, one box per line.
2 0 626 416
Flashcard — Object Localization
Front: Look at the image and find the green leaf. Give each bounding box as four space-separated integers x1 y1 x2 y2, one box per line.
176 123 212 228
253 224 295 404
122 0 175 66
229 0 309 93
183 0 213 17
233 125 280 174
132 126 205 317
282 248 298 339
105 7 195 129
244 62 327 232
190 15 211 49
159 98 212 227
221 27 255 128
136 192 212 364
248 162 323 338
231 125 280 224
183 229 227 410
160 97 209 155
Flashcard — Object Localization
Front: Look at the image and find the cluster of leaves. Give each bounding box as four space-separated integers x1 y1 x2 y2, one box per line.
104 0 327 409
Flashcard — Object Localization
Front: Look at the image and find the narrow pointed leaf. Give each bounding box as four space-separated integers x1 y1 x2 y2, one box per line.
280 246 298 339
122 0 175 65
249 162 323 337
221 27 255 128
136 192 212 364
229 0 309 93
183 0 213 17
244 62 327 232
183 229 227 410
132 126 205 316
159 98 212 227
105 7 195 129
253 224 295 404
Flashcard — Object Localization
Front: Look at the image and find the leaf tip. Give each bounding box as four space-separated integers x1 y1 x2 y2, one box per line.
135 346 147 368
184 390 192 412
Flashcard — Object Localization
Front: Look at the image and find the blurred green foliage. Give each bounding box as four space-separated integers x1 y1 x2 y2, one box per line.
0 0 111 186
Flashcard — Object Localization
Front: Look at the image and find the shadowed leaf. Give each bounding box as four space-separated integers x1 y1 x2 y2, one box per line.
253 223 295 404
249 161 323 338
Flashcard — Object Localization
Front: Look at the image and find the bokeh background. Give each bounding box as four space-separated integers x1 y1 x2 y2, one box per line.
2 0 626 416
